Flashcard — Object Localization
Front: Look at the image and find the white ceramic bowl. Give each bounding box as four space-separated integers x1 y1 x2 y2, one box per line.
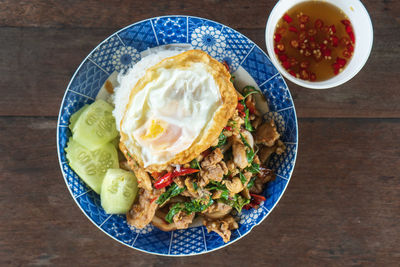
266 0 373 89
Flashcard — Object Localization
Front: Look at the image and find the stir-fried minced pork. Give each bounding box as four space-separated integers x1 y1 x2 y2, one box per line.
125 86 285 243
203 215 239 243
127 188 164 228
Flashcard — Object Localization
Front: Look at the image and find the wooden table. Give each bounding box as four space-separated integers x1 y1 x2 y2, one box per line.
1 1 399 266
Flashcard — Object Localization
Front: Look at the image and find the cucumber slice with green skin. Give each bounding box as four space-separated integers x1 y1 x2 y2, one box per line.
72 99 118 151
69 104 89 131
65 139 119 194
101 169 138 214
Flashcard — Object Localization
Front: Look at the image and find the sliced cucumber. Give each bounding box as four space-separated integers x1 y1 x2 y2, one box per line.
65 139 119 194
101 168 138 214
72 99 118 150
69 104 89 131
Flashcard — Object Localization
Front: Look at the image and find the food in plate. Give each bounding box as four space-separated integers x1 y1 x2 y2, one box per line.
66 49 285 243
274 1 355 81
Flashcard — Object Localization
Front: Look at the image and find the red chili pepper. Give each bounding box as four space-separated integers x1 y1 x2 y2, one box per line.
173 168 200 177
289 26 298 33
274 33 282 42
279 54 288 62
150 197 157 203
153 168 199 189
154 172 174 189
348 31 355 44
237 102 246 117
314 19 324 30
341 19 351 26
336 57 347 68
224 126 233 131
289 70 297 77
282 60 291 70
345 25 353 34
222 61 230 72
250 193 266 202
329 25 336 34
283 13 293 23
331 35 339 47
347 44 354 52
243 203 258 210
274 47 280 55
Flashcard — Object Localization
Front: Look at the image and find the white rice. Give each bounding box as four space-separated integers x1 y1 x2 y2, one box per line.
112 49 185 131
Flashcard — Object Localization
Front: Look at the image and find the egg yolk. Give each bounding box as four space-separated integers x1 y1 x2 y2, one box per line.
141 120 165 140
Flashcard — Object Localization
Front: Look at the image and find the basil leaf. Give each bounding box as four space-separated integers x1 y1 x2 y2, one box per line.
190 159 201 170
165 197 215 223
206 181 230 201
165 203 184 223
239 171 247 184
246 162 260 174
247 177 256 189
246 149 255 164
156 183 185 205
233 195 250 213
242 86 259 99
244 108 254 132
220 194 250 213
216 131 227 148
192 182 198 191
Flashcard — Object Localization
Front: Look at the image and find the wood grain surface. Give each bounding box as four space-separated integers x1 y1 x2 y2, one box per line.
0 0 399 266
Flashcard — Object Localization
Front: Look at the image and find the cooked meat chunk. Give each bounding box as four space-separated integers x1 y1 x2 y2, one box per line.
231 135 248 169
224 177 243 194
152 210 177 231
203 215 239 243
230 110 244 136
251 115 262 129
173 211 195 229
203 202 232 219
249 166 275 194
258 140 286 163
226 160 239 177
127 188 164 228
199 161 228 187
201 148 223 168
199 148 228 187
132 165 153 192
255 120 280 147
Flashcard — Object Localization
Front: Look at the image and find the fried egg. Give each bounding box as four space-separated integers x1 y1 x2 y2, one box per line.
115 50 237 171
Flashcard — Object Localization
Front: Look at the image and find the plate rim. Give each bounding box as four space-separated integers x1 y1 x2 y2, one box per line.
56 15 299 256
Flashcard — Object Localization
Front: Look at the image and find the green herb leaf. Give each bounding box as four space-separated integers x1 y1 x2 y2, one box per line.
165 203 184 223
233 195 250 213
239 171 247 184
206 181 230 201
244 108 254 132
165 197 214 223
246 162 260 174
220 194 250 213
190 159 201 170
192 182 198 191
156 183 185 206
215 131 227 148
247 177 256 189
242 86 259 99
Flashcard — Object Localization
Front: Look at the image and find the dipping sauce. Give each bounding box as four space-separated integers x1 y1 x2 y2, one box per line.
273 1 355 82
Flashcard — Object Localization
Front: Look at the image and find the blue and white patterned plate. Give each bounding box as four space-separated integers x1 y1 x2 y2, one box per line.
57 16 298 256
